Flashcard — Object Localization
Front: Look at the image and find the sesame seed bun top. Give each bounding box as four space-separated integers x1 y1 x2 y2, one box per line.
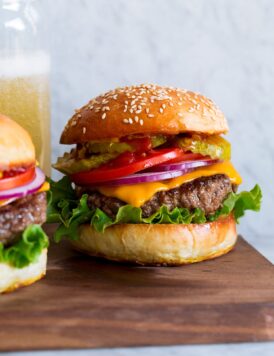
60 84 228 144
0 114 35 171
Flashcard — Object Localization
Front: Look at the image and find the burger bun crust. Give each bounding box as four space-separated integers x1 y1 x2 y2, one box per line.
0 114 35 171
71 215 237 266
0 249 47 294
61 84 228 144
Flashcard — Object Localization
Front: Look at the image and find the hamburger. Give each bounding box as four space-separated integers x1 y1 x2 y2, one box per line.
0 114 49 293
49 84 261 265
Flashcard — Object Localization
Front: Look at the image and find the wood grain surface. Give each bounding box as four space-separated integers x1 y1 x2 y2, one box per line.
1 224 274 351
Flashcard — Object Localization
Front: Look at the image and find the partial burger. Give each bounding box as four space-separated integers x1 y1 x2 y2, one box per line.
0 114 49 293
49 84 261 265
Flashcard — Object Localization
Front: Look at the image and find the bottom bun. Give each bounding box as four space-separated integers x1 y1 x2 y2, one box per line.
0 249 47 293
71 214 237 266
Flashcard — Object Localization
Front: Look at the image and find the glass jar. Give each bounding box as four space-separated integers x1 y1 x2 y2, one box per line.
0 0 51 176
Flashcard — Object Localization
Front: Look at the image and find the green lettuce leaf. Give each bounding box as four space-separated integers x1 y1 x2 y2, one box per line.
208 184 262 222
46 177 262 241
46 176 76 223
0 225 49 268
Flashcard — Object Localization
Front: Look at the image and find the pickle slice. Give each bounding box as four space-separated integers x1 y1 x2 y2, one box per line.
87 135 167 154
86 141 132 154
53 135 168 175
176 135 231 160
151 135 167 148
53 151 119 175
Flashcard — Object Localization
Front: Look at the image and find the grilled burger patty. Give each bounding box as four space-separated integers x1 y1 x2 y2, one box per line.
0 192 47 245
77 174 234 219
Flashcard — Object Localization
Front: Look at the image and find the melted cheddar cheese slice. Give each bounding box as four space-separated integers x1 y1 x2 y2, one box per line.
37 181 50 193
98 161 242 208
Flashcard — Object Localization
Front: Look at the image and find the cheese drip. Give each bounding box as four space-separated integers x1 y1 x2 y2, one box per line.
98 161 242 208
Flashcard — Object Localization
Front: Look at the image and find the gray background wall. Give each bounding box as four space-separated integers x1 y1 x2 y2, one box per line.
44 0 273 240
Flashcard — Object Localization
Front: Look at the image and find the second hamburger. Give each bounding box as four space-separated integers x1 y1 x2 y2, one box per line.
0 114 49 292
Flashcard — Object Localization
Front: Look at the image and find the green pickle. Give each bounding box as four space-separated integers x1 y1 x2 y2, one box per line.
151 135 167 148
53 151 119 175
87 141 132 154
87 135 167 154
53 135 167 175
176 135 231 160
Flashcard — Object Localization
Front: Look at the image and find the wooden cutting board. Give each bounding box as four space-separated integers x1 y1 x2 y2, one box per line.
1 224 274 351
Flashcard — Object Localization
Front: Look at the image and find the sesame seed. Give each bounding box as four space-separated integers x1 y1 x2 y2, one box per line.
102 113 107 119
128 118 133 124
71 121 77 126
123 118 129 124
178 113 183 117
83 85 204 126
139 119 144 126
134 116 139 122
77 114 82 118
83 127 86 134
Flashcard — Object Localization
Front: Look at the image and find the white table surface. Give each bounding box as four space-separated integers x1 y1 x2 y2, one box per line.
5 235 274 356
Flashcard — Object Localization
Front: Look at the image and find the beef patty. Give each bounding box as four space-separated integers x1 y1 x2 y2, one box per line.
0 192 47 245
78 174 233 219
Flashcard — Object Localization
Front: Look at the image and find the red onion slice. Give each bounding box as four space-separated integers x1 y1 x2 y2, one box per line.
148 158 219 172
99 169 190 186
97 159 220 186
0 167 45 200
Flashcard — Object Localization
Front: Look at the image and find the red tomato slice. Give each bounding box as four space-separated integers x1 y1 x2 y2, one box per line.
0 167 35 191
70 148 184 185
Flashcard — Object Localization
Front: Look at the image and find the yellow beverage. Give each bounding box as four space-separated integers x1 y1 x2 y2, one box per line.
0 52 51 176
